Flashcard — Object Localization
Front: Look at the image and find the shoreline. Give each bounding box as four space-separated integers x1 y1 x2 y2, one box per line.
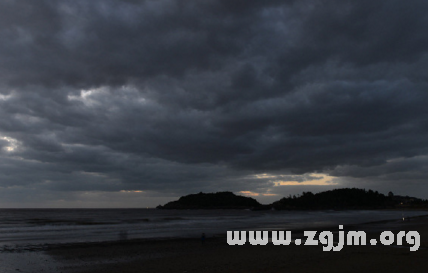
39 213 428 273
1 212 427 272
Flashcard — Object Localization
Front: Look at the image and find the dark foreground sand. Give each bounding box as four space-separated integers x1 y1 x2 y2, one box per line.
47 215 428 273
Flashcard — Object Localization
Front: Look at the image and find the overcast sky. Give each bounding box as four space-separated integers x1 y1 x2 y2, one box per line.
1 0 428 208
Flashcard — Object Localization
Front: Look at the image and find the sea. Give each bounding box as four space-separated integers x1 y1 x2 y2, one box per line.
0 208 426 251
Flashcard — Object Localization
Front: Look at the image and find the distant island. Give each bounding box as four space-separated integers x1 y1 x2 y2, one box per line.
157 188 428 210
156 191 261 209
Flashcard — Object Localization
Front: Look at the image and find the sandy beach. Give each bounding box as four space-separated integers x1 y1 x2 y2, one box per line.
44 214 428 273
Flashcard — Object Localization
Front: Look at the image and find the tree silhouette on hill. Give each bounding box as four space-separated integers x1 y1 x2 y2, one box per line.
272 188 395 210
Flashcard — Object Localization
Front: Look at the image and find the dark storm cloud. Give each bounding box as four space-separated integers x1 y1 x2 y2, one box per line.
1 0 428 204
0 0 285 88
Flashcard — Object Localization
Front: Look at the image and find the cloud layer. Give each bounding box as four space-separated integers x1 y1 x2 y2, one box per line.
1 0 428 206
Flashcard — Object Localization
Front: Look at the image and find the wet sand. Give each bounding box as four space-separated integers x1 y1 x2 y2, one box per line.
0 252 61 273
44 214 428 273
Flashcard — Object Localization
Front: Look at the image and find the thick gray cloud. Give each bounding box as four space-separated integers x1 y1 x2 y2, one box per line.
1 0 428 206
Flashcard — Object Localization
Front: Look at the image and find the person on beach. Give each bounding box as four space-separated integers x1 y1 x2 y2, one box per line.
201 233 206 245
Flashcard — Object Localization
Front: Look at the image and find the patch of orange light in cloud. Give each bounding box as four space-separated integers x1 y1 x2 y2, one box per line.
239 191 278 197
120 190 144 193
274 173 338 186
253 173 278 179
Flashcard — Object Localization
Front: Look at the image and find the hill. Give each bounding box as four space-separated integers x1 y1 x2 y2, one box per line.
272 188 397 210
156 191 261 209
157 188 428 210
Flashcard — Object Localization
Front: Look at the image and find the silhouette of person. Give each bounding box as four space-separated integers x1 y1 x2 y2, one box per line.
201 233 206 245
